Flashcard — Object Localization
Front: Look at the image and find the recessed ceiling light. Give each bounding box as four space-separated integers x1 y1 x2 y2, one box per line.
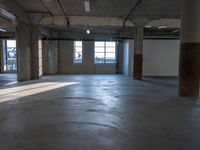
145 25 152 28
0 28 7 32
158 26 167 29
84 0 90 12
86 29 90 34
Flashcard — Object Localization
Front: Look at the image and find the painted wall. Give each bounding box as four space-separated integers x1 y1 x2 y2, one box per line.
58 40 119 74
143 40 180 76
123 39 180 76
123 40 129 75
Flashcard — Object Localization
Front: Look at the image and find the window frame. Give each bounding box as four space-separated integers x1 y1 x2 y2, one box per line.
73 41 83 64
94 41 116 64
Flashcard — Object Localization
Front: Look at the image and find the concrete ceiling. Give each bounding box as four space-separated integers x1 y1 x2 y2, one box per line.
16 0 180 19
0 0 181 39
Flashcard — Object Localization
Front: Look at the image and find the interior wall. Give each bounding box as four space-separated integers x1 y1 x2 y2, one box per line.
123 39 180 77
58 40 119 74
143 39 180 76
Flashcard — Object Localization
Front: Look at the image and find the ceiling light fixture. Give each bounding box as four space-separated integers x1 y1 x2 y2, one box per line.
158 26 167 29
0 28 7 32
84 0 90 12
145 25 152 28
86 29 90 34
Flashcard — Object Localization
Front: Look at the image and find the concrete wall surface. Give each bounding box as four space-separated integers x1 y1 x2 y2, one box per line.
123 39 180 76
58 40 120 74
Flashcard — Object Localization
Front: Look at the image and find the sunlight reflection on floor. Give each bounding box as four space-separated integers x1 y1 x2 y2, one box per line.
0 82 78 103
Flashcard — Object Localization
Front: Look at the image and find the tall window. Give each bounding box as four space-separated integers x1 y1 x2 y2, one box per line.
94 41 116 64
74 41 82 63
3 40 17 72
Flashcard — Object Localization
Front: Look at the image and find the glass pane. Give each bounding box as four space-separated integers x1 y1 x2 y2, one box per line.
74 47 82 52
106 53 116 63
95 47 104 53
74 52 82 63
75 41 82 47
106 42 115 47
106 47 115 53
7 40 16 47
95 42 105 47
95 53 104 63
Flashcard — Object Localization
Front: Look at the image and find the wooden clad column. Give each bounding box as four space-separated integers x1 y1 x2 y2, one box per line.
133 26 144 80
179 0 200 97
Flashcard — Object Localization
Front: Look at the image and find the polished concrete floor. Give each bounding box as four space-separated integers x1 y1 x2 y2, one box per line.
0 75 200 150
0 73 17 86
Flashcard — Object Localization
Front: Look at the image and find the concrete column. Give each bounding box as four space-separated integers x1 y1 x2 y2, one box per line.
16 22 31 81
48 40 58 74
179 0 200 97
42 40 49 75
16 22 40 81
0 40 3 73
133 26 144 80
30 25 40 80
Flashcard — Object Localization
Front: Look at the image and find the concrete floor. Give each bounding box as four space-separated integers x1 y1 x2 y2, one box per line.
0 75 200 150
0 73 17 86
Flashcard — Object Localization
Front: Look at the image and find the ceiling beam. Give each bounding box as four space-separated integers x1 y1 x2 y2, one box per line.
0 0 29 23
39 16 135 27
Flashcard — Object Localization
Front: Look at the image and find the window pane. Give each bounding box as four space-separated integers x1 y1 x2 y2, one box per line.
95 42 104 47
95 53 104 63
95 47 104 53
74 47 82 52
7 40 16 47
106 47 115 53
74 41 82 63
106 42 115 47
75 41 82 47
106 53 116 63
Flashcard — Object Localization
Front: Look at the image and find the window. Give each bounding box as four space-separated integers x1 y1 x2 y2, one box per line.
94 41 116 64
3 40 17 72
74 41 82 63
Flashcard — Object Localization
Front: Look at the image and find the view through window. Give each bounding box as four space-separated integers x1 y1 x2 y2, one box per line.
94 41 116 63
74 41 83 63
3 40 17 72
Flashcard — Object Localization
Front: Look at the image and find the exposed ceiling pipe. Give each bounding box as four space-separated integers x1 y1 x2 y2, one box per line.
123 0 143 28
56 0 70 27
40 0 53 17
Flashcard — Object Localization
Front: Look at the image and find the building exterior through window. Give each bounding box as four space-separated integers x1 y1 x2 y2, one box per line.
94 41 116 64
3 40 17 72
74 41 83 64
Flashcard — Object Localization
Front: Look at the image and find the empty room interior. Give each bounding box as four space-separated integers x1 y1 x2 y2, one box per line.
0 0 200 149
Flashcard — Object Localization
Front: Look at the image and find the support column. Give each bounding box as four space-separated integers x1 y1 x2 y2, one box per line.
133 26 144 80
16 22 31 81
42 40 49 75
179 0 200 97
30 25 39 80
16 22 40 81
0 40 3 73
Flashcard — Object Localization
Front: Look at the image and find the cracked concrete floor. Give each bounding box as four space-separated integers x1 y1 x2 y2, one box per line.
0 75 200 150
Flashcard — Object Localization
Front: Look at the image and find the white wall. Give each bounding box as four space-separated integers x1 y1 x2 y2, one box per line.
123 39 180 76
123 40 129 75
143 40 180 76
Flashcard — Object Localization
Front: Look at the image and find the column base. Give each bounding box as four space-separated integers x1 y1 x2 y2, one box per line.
133 54 143 80
179 43 200 98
